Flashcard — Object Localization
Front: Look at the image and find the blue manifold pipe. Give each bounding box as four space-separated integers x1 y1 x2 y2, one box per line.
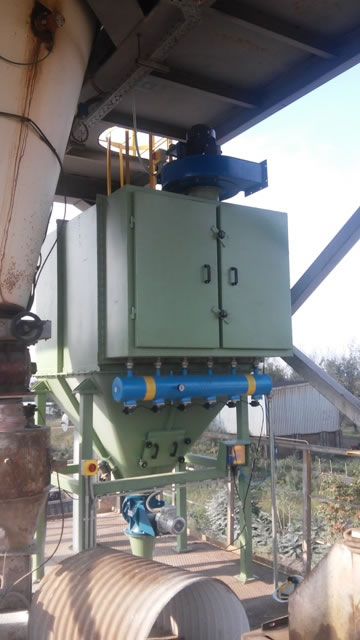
112 371 272 406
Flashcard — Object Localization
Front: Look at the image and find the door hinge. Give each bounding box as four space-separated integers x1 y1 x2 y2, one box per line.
130 215 135 229
130 306 136 319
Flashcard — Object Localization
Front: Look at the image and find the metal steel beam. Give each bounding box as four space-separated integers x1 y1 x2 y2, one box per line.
152 68 257 109
250 435 354 458
94 467 226 496
107 111 187 141
51 472 79 494
217 29 360 143
283 346 360 428
210 1 335 59
185 453 217 467
56 174 117 203
81 1 201 132
291 207 360 314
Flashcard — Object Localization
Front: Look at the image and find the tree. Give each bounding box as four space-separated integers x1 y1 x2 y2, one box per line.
265 358 302 385
320 343 360 432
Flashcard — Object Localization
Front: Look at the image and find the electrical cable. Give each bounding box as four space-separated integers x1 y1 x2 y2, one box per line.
0 472 65 605
225 402 265 551
0 49 51 66
0 111 65 308
145 488 164 513
34 195 67 288
0 112 62 169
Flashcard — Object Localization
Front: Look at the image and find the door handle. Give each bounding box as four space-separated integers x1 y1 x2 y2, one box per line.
151 444 159 459
203 264 211 284
229 267 238 286
169 442 178 457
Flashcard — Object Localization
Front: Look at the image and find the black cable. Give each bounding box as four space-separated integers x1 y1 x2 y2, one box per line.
0 473 64 602
0 111 62 169
34 195 67 288
225 402 265 550
0 49 51 66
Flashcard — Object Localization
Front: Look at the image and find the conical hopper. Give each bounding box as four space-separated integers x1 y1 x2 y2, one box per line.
49 373 224 478
0 424 50 552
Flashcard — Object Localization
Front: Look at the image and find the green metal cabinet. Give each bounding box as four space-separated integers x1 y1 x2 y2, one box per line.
102 186 292 359
36 185 292 375
133 191 219 348
218 203 292 351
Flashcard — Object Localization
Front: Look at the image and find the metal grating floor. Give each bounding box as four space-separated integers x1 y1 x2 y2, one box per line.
44 512 288 630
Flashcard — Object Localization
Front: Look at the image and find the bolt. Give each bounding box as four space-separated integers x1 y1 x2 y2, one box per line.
178 456 185 464
145 441 153 449
184 438 191 445
218 229 226 239
219 310 228 319
3 458 11 465
141 461 148 469
177 384 186 392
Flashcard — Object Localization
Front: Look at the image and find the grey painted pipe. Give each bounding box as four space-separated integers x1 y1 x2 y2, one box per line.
29 547 250 639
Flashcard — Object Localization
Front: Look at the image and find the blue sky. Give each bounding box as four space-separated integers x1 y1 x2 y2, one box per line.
223 63 360 357
52 63 360 357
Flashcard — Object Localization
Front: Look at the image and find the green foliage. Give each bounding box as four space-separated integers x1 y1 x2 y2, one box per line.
265 359 301 384
318 472 360 538
320 343 360 432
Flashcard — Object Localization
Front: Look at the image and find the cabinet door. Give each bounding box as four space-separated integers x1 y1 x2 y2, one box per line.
219 203 292 351
134 191 219 348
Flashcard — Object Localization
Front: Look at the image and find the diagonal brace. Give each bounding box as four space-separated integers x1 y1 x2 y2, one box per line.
291 207 360 314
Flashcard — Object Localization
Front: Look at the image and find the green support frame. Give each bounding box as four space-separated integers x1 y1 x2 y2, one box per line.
236 399 253 582
37 377 253 572
73 379 98 552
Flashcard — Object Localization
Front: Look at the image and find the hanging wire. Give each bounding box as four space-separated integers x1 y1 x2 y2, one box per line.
225 402 265 550
0 49 51 66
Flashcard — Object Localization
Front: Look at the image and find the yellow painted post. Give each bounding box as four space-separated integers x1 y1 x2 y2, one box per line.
106 134 112 195
119 144 124 188
149 134 156 189
125 130 130 185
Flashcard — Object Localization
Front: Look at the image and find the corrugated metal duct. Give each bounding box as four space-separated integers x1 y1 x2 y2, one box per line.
29 547 250 639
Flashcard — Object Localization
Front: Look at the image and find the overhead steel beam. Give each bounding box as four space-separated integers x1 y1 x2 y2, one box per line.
291 207 360 314
56 174 118 203
152 68 257 109
81 1 201 132
283 347 360 429
217 28 360 143
107 111 187 141
210 1 335 59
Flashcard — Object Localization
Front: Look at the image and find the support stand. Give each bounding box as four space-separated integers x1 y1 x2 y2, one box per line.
174 461 191 553
73 379 97 553
236 399 253 582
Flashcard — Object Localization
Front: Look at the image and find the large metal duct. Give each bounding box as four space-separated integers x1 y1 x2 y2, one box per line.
29 547 250 639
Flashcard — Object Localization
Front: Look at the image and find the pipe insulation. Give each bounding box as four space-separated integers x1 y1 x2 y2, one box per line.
29 547 250 639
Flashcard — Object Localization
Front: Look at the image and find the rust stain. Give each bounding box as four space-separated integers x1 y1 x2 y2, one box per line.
0 5 45 304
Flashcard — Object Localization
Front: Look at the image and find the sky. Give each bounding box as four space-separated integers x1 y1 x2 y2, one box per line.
222 63 360 358
52 63 360 358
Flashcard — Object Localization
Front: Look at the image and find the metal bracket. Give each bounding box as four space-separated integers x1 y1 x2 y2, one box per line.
211 225 227 247
211 306 230 323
